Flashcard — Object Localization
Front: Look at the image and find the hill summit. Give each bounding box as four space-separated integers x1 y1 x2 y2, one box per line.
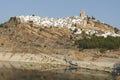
12 11 120 37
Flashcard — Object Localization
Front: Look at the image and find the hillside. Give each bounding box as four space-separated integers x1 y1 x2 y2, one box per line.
0 11 119 53
0 11 120 72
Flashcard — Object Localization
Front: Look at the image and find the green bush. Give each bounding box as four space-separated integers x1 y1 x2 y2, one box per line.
99 48 106 53
0 24 3 28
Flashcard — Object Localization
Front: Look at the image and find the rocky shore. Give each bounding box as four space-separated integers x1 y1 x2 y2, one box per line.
0 52 119 72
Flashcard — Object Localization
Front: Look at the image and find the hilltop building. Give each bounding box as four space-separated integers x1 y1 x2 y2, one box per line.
80 10 87 18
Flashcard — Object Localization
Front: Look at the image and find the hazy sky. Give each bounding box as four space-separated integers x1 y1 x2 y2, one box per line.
0 0 120 28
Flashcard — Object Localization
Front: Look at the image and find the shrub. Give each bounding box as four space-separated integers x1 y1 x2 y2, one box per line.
39 28 44 31
99 48 106 53
1 43 4 46
114 27 119 33
0 24 3 28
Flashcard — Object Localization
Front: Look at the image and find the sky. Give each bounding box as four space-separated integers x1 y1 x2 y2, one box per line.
0 0 120 28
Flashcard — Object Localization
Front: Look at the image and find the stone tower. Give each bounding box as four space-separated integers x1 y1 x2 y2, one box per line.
80 10 87 27
80 10 86 18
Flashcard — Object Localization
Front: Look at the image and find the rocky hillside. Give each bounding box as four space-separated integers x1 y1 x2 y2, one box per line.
0 11 119 53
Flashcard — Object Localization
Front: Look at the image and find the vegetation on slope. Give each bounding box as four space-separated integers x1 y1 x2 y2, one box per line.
75 36 120 50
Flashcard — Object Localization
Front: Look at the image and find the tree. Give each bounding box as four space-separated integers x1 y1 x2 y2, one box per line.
92 16 95 20
0 24 3 28
114 27 119 33
32 14 35 16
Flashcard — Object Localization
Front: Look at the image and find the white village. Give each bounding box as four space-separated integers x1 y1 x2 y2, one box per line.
17 11 120 38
